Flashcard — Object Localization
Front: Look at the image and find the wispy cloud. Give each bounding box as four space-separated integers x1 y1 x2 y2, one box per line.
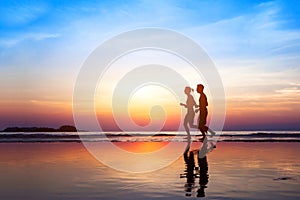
185 1 300 60
0 33 60 47
275 83 300 96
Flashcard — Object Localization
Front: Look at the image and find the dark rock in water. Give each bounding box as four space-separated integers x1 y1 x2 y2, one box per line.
57 125 77 132
273 177 294 181
1 125 77 132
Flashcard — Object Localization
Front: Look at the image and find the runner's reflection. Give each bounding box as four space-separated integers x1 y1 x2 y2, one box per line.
180 139 213 197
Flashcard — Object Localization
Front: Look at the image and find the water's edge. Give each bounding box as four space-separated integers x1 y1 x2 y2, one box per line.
1 131 300 142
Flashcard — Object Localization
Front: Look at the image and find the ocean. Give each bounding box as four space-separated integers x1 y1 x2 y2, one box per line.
1 131 300 143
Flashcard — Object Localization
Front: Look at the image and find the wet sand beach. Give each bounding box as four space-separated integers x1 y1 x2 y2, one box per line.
0 142 299 199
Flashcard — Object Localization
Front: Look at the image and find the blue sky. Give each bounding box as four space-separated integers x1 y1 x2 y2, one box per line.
0 0 300 130
1 0 300 62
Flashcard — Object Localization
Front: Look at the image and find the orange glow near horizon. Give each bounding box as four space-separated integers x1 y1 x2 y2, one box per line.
112 142 170 153
1 80 300 130
95 85 183 131
1 91 299 130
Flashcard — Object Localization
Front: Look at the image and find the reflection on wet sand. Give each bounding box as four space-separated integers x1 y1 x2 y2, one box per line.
0 142 299 199
180 139 215 197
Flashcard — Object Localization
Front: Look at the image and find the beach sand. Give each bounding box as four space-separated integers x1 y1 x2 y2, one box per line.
0 142 299 199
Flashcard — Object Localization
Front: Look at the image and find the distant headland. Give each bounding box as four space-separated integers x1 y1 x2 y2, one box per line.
1 125 77 132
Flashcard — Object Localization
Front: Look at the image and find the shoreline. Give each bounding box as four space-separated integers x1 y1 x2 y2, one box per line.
0 140 300 143
1 131 300 143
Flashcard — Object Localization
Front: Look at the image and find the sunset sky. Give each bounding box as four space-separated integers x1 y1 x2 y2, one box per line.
1 0 300 131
